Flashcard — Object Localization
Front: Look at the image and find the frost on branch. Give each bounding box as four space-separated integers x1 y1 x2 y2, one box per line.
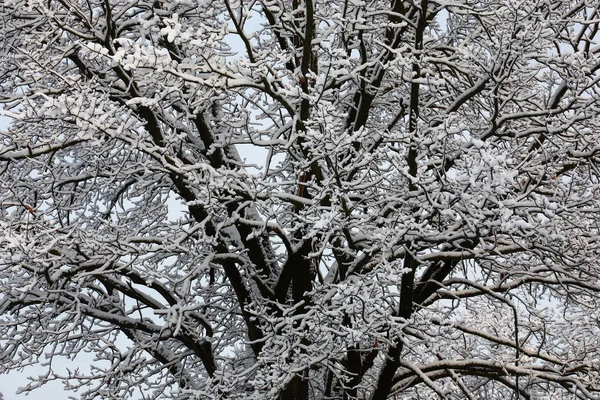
1 0 600 399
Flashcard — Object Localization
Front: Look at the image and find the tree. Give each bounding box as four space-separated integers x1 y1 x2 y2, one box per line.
1 0 600 398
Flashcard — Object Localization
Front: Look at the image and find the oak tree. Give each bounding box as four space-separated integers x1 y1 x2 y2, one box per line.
1 0 600 399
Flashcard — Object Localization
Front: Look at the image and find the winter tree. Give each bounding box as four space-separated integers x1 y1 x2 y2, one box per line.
1 0 600 398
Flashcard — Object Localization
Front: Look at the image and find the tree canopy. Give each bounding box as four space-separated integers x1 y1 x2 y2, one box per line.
1 0 600 399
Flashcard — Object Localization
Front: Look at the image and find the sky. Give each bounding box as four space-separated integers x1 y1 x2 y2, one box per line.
1 370 75 400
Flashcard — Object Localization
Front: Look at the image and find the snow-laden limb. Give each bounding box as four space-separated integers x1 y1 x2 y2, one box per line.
1 0 600 399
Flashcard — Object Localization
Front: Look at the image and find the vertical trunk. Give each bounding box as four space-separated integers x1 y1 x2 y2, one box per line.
279 371 309 400
369 254 417 400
